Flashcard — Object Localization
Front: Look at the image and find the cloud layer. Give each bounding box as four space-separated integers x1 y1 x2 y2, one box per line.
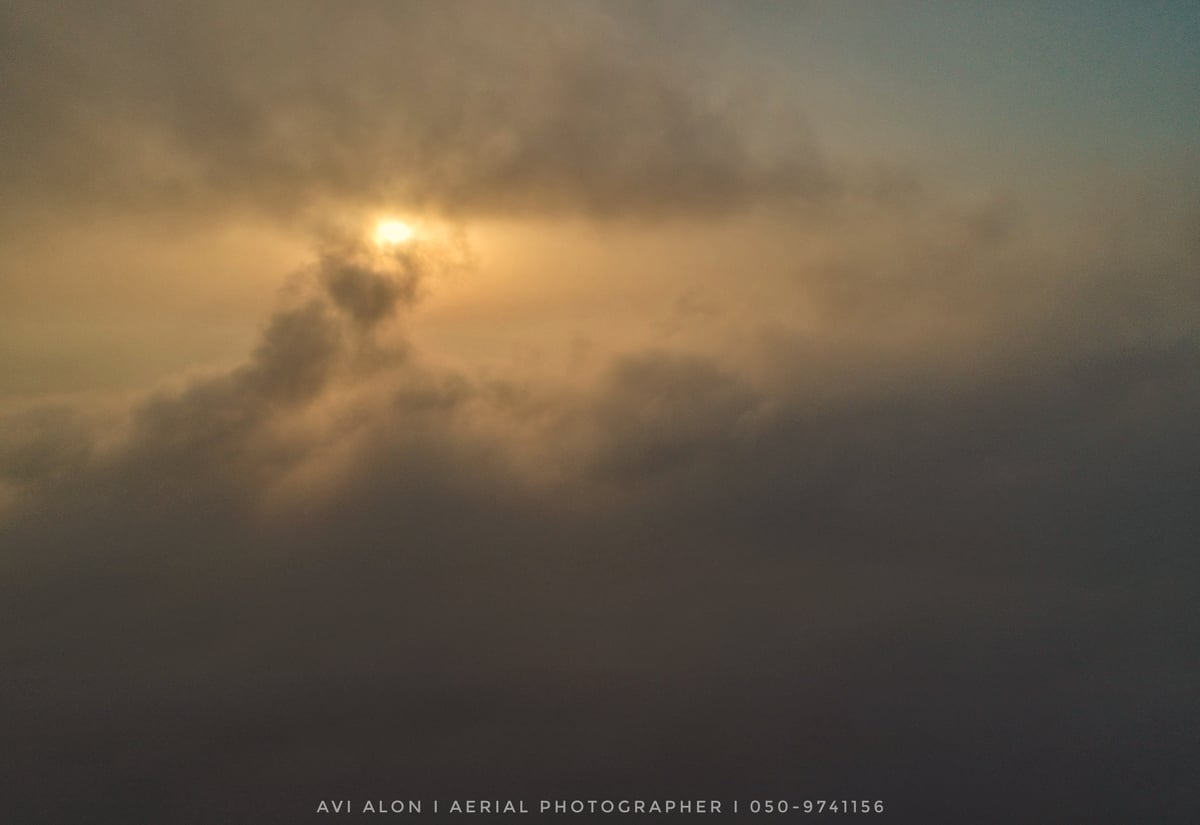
1 0 830 226
2 3 1199 824
4 206 1199 823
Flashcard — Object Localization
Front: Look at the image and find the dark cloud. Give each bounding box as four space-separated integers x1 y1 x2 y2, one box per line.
0 0 832 226
0 406 93 485
3 225 1199 823
2 4 1198 822
322 256 414 331
585 351 762 485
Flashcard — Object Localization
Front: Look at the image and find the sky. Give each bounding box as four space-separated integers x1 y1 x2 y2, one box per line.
1 2 1198 823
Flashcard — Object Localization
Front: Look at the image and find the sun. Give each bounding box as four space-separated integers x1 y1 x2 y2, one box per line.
374 219 414 246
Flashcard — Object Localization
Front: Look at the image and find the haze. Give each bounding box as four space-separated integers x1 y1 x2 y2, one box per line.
2 2 1198 823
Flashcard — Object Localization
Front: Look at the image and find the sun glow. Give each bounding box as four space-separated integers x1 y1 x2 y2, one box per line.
374 219 414 246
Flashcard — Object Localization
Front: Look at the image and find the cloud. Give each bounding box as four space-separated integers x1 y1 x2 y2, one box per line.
0 0 832 227
3 211 1199 821
2 5 1199 819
